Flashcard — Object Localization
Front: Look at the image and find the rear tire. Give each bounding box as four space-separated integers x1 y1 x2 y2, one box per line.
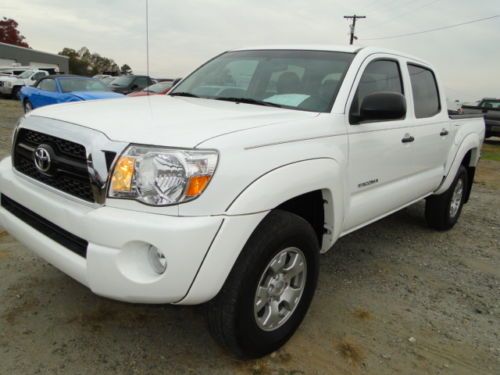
425 165 468 231
206 209 319 359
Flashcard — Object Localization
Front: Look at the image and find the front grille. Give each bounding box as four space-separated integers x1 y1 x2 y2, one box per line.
1 195 88 258
13 129 94 202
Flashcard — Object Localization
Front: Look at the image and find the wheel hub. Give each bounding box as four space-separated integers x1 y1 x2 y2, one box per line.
253 247 307 331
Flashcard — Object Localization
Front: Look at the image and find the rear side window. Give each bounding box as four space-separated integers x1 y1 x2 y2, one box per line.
350 59 403 123
38 79 57 92
408 64 440 118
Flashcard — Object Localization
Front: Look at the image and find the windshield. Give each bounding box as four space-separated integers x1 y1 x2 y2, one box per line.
145 81 173 93
110 76 134 87
171 50 354 112
479 99 500 109
18 70 35 79
58 78 110 93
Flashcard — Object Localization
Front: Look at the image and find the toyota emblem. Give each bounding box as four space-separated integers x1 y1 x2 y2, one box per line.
34 145 52 173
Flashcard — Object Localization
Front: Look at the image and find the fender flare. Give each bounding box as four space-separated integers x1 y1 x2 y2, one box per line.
178 158 345 304
226 157 344 248
435 133 480 195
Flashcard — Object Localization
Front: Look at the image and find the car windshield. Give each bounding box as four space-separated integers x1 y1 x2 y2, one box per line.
18 70 35 79
145 81 173 93
110 76 134 87
171 50 355 112
58 78 110 93
479 100 500 109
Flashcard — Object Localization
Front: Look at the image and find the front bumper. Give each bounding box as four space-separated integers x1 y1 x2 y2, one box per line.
0 157 225 304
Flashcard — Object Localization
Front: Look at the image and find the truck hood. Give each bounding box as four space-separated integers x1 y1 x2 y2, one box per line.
29 95 317 147
0 76 17 83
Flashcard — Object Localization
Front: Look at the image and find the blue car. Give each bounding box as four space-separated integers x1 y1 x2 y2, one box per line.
20 75 124 112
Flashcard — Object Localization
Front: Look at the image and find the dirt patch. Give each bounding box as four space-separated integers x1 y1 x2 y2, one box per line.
336 337 364 366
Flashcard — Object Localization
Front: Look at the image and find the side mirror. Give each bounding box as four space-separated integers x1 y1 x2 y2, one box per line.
359 92 406 122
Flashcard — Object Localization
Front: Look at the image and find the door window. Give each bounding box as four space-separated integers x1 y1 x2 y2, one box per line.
38 79 57 92
350 60 403 123
32 72 46 81
408 64 440 118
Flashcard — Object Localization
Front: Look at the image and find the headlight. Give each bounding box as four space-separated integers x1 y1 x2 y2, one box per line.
108 145 218 206
5 81 12 87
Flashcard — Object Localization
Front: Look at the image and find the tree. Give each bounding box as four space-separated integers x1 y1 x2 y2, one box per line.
0 17 30 48
59 46 126 76
120 64 132 75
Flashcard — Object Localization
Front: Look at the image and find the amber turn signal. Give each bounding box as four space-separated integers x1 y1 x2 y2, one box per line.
111 156 135 192
185 175 211 197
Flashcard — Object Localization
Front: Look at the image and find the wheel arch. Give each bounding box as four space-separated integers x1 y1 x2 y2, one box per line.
435 133 480 195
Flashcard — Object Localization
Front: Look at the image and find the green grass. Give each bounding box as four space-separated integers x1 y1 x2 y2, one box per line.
482 142 500 161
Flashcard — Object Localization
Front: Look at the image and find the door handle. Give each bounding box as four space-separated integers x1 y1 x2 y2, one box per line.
401 134 415 143
440 129 449 136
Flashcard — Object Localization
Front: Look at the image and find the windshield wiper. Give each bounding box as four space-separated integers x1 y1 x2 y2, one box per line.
170 92 200 98
215 97 284 108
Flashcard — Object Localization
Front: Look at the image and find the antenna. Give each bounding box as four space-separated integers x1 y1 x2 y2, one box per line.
145 0 150 95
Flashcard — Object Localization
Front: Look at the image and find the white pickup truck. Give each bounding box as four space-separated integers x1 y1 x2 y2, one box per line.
0 69 49 98
0 46 485 358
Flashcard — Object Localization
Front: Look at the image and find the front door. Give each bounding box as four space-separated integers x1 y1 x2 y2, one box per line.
343 56 419 232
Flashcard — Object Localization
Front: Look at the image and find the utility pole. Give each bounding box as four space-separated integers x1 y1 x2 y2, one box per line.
344 15 366 45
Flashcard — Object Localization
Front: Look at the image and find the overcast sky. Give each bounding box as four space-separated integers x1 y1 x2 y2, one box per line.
1 0 499 101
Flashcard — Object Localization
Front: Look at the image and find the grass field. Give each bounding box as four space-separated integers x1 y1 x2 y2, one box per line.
482 140 500 161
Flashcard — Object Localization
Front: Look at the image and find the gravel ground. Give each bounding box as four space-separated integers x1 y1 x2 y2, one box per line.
0 99 498 374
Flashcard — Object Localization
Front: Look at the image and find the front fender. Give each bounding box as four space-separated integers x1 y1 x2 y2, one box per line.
179 158 345 304
226 157 344 250
435 133 480 195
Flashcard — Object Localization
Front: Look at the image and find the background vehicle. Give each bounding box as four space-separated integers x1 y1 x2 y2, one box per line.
0 69 48 98
109 75 154 94
0 66 32 77
462 98 500 138
0 46 484 359
127 80 176 97
19 75 124 112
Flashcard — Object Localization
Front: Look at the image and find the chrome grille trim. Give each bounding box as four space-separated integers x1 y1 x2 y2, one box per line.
12 115 128 205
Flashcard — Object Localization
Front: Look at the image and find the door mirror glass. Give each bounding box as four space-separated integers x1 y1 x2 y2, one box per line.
359 92 406 122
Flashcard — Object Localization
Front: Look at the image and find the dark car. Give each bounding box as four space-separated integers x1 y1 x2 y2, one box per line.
462 98 500 138
109 75 155 95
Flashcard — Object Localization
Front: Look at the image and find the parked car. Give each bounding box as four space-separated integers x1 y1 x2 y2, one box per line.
0 66 32 77
0 69 49 98
127 80 176 97
0 46 485 359
109 75 154 94
100 76 117 86
93 74 112 80
461 98 500 138
19 75 124 112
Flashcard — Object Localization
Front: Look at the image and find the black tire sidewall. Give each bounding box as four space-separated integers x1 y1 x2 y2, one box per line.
234 214 319 357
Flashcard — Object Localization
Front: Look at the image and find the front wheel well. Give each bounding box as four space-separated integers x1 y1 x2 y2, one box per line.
276 190 325 248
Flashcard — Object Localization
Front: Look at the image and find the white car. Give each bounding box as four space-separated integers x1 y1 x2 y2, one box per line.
0 69 48 98
0 46 485 358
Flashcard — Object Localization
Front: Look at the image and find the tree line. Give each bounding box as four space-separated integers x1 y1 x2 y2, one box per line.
0 17 132 76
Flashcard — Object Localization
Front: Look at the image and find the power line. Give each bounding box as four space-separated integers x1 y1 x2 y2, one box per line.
363 0 445 32
344 15 367 45
362 14 499 40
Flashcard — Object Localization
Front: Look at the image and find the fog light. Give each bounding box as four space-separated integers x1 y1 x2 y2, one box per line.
148 245 167 274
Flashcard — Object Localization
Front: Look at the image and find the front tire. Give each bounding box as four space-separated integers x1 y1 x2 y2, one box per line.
425 165 468 231
206 210 319 359
23 100 33 113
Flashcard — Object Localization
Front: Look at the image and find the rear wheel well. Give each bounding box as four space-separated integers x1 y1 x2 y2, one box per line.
276 190 325 248
461 150 476 203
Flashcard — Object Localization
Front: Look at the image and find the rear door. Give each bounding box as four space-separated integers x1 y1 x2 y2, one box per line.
343 55 419 232
405 63 452 195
